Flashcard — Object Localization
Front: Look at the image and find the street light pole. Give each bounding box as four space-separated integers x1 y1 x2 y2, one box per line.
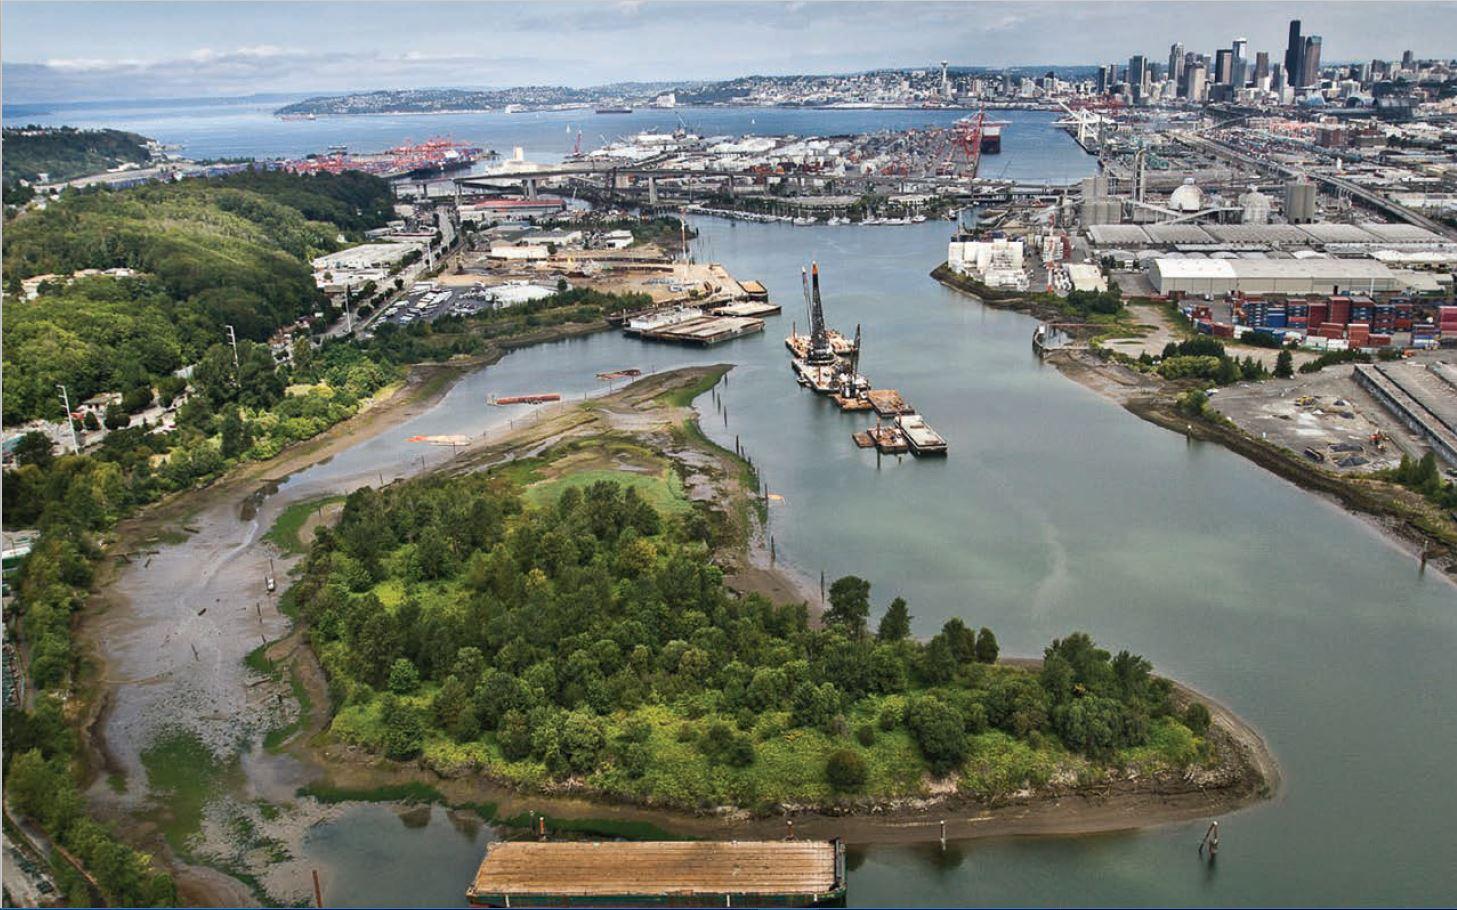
56 384 80 453
225 325 240 374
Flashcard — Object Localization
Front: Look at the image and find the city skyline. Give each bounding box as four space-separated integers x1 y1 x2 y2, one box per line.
5 1 1456 104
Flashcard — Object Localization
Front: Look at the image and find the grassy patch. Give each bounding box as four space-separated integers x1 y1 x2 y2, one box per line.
296 781 446 805
523 467 689 515
140 729 237 851
243 642 276 678
262 495 345 555
654 365 730 408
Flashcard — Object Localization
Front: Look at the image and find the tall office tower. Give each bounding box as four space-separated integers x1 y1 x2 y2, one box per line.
1401 49 1414 70
1284 19 1304 90
1168 43 1185 86
1301 35 1323 88
1272 60 1286 91
1215 49 1233 84
1254 51 1270 83
940 60 950 98
1231 37 1249 86
1186 60 1207 102
1128 55 1148 100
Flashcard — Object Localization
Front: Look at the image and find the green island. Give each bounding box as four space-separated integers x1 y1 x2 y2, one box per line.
286 375 1263 815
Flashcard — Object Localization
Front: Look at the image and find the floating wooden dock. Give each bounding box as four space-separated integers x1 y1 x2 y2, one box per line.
490 393 560 405
832 394 873 411
466 840 846 908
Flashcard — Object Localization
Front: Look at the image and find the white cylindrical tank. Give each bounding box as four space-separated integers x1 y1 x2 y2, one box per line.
1239 185 1272 224
1168 177 1204 213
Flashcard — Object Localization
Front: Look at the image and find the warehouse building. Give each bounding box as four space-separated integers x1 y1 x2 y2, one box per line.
1146 257 1404 295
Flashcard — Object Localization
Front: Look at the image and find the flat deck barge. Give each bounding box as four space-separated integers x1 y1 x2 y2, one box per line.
630 312 766 346
897 414 948 456
713 300 781 318
467 839 846 908
866 389 914 417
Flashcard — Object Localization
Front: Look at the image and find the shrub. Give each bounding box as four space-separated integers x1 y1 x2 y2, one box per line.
825 749 868 791
855 723 877 747
1183 702 1212 736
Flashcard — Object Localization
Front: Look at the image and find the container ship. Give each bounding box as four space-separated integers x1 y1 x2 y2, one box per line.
595 105 633 114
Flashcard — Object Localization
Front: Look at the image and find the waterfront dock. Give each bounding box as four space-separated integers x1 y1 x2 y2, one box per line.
467 840 846 908
713 299 782 318
854 425 909 453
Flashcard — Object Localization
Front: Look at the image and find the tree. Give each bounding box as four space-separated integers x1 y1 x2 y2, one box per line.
825 575 871 636
974 628 999 664
877 597 911 641
1183 701 1212 735
825 749 868 791
904 696 969 775
497 709 533 760
219 407 250 459
918 634 957 685
380 695 424 760
941 618 977 663
82 410 100 431
1274 348 1294 379
432 675 477 741
13 431 53 467
387 658 420 694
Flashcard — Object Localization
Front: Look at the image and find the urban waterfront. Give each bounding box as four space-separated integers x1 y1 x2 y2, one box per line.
1 98 1095 183
220 215 1455 906
5 16 1451 902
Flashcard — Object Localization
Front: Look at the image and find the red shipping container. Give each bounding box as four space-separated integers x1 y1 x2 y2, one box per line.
1308 303 1329 326
1368 334 1391 346
1213 322 1234 338
1329 301 1352 325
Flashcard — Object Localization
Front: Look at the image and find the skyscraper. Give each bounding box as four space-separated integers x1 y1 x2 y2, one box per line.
1185 59 1207 102
1255 51 1270 84
1168 42 1185 87
1129 54 1148 100
1401 49 1414 70
1214 49 1233 85
1301 35 1323 88
1285 19 1304 90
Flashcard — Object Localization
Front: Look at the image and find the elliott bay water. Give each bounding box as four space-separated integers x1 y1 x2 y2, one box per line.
41 100 1457 905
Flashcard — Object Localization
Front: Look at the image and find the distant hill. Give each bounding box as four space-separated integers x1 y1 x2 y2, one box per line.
276 82 683 116
2 125 153 183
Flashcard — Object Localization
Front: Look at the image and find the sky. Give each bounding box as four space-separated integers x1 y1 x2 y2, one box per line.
4 1 1454 104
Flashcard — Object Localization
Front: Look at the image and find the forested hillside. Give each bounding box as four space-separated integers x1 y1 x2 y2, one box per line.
2 170 394 422
2 125 152 183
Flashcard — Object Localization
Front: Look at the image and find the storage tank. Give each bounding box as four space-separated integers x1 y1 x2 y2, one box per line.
1168 178 1204 213
1239 185 1272 224
1284 179 1317 223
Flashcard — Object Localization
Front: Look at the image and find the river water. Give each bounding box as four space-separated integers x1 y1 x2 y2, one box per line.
57 101 1457 904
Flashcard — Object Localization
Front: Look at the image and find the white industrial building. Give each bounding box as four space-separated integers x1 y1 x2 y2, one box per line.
947 239 1029 291
1145 257 1404 295
311 241 425 274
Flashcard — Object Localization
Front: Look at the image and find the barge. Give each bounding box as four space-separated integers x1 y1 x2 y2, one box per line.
490 393 561 405
467 839 847 908
897 413 948 456
625 306 765 346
